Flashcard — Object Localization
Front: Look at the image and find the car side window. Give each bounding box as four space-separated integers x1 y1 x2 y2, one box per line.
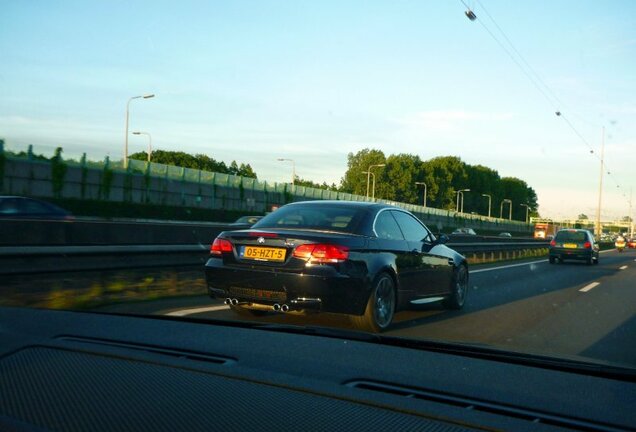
19 199 52 214
0 199 20 214
374 211 404 240
392 211 432 242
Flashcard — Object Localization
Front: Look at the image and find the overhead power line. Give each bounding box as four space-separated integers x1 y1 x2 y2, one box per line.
458 1 630 207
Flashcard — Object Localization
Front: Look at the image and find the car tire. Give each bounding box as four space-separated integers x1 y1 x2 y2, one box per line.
443 264 468 310
593 256 599 265
229 304 269 317
586 256 593 265
549 256 555 264
350 273 395 333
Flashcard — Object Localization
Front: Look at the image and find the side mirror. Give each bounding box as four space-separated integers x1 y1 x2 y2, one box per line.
436 234 449 245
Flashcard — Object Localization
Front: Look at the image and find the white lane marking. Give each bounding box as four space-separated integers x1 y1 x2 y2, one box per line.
165 305 230 316
619 265 628 270
579 282 600 292
471 259 547 274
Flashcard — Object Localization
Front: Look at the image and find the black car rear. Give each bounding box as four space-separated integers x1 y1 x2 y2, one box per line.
205 201 468 332
549 229 599 265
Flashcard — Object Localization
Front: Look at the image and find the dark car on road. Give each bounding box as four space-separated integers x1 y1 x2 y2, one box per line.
549 229 599 265
0 196 73 220
205 201 468 332
229 215 263 228
452 227 477 235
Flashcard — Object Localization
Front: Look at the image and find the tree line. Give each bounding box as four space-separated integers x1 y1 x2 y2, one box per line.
133 147 539 221
129 150 257 178
340 149 538 221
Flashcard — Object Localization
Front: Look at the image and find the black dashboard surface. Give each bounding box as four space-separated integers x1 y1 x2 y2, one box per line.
0 307 634 431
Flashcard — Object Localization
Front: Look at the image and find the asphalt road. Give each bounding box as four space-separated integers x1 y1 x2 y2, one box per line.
103 249 636 367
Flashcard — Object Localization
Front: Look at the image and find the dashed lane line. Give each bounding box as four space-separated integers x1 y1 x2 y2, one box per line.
165 305 230 316
471 259 547 274
579 282 600 292
619 265 628 270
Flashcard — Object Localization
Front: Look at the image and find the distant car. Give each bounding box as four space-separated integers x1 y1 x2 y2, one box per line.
230 215 263 227
451 228 477 235
628 237 636 249
549 229 599 265
498 232 512 238
0 196 73 220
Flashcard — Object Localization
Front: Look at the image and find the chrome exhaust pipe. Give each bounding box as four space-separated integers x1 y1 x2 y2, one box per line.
273 303 281 312
224 298 232 305
281 304 290 313
231 298 239 305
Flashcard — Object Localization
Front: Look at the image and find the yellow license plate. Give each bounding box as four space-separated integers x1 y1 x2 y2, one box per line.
243 246 286 262
564 243 578 249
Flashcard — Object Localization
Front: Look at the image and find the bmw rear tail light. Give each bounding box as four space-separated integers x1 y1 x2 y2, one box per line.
293 244 349 263
549 240 556 247
583 241 591 249
210 238 233 256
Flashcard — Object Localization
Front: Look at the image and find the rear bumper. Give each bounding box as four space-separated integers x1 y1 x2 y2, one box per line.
204 258 370 315
549 248 594 261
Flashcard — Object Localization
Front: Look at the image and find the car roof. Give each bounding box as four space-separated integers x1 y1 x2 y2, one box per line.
284 200 396 211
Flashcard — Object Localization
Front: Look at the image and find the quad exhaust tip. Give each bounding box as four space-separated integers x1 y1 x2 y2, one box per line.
272 303 281 312
230 298 239 305
281 304 290 312
224 298 232 305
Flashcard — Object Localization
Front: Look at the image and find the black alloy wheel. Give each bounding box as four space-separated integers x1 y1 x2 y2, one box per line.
350 273 396 333
443 265 468 310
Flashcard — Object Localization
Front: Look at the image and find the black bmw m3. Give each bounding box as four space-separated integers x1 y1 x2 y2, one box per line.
205 200 468 332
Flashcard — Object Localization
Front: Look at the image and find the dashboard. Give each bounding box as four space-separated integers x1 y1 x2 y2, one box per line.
0 306 634 431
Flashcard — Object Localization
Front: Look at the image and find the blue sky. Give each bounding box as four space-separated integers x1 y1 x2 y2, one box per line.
1 1 635 219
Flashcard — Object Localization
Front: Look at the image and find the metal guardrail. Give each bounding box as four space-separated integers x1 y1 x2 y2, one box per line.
0 244 208 257
0 240 545 257
0 239 564 276
449 240 548 254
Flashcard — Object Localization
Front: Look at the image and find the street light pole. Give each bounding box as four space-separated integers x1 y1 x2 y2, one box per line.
124 94 155 169
500 199 512 219
365 164 386 199
132 131 152 162
362 171 376 198
415 182 427 207
277 158 296 185
482 194 491 218
629 187 633 238
455 189 470 213
595 127 605 239
461 190 468 213
520 203 529 223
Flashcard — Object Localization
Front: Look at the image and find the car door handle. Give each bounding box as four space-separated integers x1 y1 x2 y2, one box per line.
448 258 454 265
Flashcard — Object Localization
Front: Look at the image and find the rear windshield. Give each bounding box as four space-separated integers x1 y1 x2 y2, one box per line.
555 231 589 242
253 205 366 233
